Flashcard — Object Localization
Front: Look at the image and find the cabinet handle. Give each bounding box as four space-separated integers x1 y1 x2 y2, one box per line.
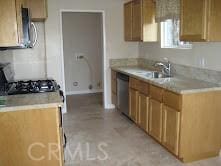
64 133 67 148
30 22 38 47
59 108 63 127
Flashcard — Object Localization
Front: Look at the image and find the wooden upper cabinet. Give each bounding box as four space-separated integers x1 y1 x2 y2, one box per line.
124 0 158 42
132 0 142 41
0 0 22 47
207 0 221 41
142 0 158 42
180 0 221 42
26 0 48 21
124 2 133 41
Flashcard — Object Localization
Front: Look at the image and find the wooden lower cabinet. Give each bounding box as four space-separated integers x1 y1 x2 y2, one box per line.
138 93 149 132
114 71 221 162
111 70 117 108
111 93 117 107
162 106 180 156
149 99 163 142
129 88 139 122
26 0 48 21
0 107 64 166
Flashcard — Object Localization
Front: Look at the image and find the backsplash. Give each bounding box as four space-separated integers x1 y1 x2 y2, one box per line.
0 23 47 80
109 58 139 67
110 58 221 85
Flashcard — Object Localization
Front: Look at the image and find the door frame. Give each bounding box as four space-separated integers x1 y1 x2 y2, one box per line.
59 10 107 113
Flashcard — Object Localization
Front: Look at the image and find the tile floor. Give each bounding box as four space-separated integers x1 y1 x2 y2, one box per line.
63 93 221 166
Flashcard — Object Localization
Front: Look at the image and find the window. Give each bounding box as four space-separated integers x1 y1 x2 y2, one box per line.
161 19 192 49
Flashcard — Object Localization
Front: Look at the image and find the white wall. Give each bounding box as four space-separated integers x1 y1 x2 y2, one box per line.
139 42 221 71
0 23 47 80
45 0 139 108
62 12 103 94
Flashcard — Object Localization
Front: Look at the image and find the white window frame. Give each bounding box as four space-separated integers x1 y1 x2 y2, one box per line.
161 19 192 49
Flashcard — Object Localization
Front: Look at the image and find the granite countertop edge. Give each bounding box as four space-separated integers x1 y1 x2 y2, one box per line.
0 91 63 113
0 103 63 113
111 67 221 94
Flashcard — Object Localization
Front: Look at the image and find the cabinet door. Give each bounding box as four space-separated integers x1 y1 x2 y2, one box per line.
27 0 48 21
207 0 221 41
129 88 139 122
142 0 158 42
59 127 65 165
0 108 63 166
138 93 149 132
111 70 117 94
124 1 133 41
162 106 180 156
132 0 142 41
0 0 19 47
180 0 208 41
149 99 163 142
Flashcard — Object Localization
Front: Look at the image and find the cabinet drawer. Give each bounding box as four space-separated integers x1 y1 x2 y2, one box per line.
163 91 182 111
139 81 149 96
129 77 140 90
150 85 164 102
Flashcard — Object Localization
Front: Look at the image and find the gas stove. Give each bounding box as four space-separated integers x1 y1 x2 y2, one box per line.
7 80 60 95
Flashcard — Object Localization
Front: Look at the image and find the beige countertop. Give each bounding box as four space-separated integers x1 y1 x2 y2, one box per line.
112 67 221 94
0 91 63 112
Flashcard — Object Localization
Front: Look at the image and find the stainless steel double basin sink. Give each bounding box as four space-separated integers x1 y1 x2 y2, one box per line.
132 70 170 79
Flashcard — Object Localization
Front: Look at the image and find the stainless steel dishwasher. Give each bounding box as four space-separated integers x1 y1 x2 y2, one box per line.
117 73 129 117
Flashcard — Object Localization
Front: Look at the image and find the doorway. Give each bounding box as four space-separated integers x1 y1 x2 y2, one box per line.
61 11 105 112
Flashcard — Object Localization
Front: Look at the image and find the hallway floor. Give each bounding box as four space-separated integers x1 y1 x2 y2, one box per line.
63 93 221 166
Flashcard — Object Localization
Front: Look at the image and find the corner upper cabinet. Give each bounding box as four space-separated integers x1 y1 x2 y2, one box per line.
26 0 48 21
124 2 133 41
0 0 24 47
124 0 158 42
180 0 221 42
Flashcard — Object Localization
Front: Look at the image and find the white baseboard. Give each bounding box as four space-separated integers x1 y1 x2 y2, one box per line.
66 89 103 96
105 104 115 110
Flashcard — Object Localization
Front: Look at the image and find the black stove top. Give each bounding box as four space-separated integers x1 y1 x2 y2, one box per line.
7 80 60 95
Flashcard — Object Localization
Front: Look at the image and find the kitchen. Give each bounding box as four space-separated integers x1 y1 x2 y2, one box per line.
0 0 221 166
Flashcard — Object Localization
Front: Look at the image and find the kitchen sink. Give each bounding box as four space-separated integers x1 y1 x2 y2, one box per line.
147 71 167 78
134 71 169 79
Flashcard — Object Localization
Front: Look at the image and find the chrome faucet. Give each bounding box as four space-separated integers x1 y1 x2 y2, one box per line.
154 59 172 77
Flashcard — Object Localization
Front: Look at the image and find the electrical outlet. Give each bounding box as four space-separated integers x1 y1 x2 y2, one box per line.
75 53 85 60
73 82 78 86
